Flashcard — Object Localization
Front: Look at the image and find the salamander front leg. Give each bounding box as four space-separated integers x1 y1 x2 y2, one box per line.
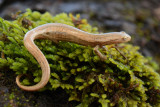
93 45 107 61
114 44 127 60
102 46 108 52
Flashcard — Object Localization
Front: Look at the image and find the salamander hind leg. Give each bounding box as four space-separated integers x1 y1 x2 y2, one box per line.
93 45 107 61
52 39 59 44
42 33 59 44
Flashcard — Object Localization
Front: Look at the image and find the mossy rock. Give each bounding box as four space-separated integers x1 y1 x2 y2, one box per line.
0 9 160 107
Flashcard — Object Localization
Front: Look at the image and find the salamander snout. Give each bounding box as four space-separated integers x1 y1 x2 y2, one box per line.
121 31 131 42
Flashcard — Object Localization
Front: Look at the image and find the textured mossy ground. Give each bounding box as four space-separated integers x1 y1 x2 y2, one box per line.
0 9 160 107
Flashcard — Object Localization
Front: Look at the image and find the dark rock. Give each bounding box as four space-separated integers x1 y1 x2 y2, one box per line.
59 2 86 13
0 0 4 6
154 7 160 20
122 22 136 34
103 20 123 29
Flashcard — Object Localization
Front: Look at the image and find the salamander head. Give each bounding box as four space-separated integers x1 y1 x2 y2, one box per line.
106 31 131 45
120 31 131 42
91 31 131 47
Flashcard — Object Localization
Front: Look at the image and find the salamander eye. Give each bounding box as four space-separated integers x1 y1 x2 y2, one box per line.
120 31 131 41
46 32 50 35
122 36 128 40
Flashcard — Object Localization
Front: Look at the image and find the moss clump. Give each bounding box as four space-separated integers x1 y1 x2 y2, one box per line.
0 9 160 107
0 87 33 107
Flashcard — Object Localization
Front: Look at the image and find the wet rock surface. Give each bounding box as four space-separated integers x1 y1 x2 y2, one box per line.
0 0 160 106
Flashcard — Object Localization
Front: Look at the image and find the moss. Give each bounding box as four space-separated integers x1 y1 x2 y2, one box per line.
0 9 160 107
0 87 32 107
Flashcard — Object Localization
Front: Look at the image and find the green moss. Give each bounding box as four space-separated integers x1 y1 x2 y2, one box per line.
0 88 33 107
0 9 160 107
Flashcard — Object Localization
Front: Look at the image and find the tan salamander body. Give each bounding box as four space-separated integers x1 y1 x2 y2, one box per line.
16 23 131 91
